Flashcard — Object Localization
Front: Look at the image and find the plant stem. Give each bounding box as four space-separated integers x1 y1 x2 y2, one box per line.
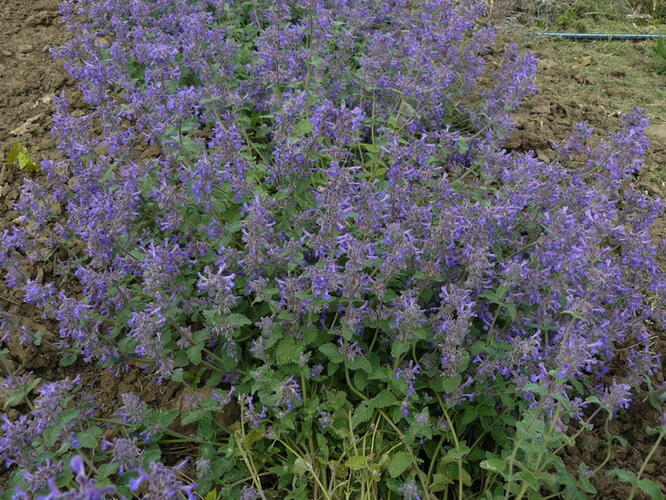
426 435 446 483
591 418 614 477
628 431 664 500
437 395 465 500
344 362 433 499
278 438 332 500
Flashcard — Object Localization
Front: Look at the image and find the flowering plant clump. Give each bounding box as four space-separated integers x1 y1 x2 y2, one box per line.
0 0 664 498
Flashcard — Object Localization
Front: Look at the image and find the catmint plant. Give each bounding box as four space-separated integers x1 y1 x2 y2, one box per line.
0 0 663 498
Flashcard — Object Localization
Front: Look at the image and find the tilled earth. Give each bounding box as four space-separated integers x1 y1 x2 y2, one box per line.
0 0 181 461
499 21 666 499
0 1 664 498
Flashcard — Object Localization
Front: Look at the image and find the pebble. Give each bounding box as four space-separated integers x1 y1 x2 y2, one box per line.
17 44 33 54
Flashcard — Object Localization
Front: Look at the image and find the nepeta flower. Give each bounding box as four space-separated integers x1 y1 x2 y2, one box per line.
311 364 324 379
318 409 332 428
101 438 142 474
195 458 211 478
116 393 147 424
337 338 362 361
2 1 663 496
1 373 35 393
242 396 267 428
22 280 56 306
393 290 426 337
212 387 236 409
277 376 302 413
33 376 82 427
129 460 196 500
0 414 42 468
197 264 237 314
400 399 411 419
37 456 115 500
127 305 166 360
414 411 429 427
249 336 267 360
599 381 632 416
397 479 421 500
240 486 261 500
395 362 421 396
21 460 62 495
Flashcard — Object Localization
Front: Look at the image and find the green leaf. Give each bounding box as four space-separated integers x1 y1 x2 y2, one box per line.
223 313 252 326
43 425 63 447
181 409 208 426
430 473 453 492
243 429 265 449
461 407 478 427
6 142 20 166
347 456 368 471
413 327 432 341
171 368 185 382
369 390 397 409
77 427 102 448
578 475 597 494
294 119 313 137
562 306 589 322
276 337 302 365
504 302 517 321
480 458 506 474
351 401 373 429
638 478 665 500
59 352 78 367
348 356 372 374
303 326 319 345
361 143 381 153
319 343 344 363
606 468 635 484
480 286 508 303
98 463 118 478
60 409 80 425
459 468 472 486
443 444 471 462
187 344 203 365
316 433 330 460
143 446 161 464
388 451 414 478
293 457 310 475
511 470 538 491
154 408 179 428
522 383 548 396
7 143 40 171
353 370 368 391
434 375 461 394
391 341 409 359
4 392 26 408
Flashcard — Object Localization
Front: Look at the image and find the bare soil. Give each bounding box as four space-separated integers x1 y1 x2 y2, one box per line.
0 0 181 447
497 14 666 500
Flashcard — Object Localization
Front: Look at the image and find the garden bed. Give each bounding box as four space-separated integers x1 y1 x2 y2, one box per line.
0 0 664 498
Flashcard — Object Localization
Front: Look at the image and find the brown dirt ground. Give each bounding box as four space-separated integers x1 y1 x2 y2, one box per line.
495 8 666 499
0 0 182 475
0 0 75 381
0 0 664 498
